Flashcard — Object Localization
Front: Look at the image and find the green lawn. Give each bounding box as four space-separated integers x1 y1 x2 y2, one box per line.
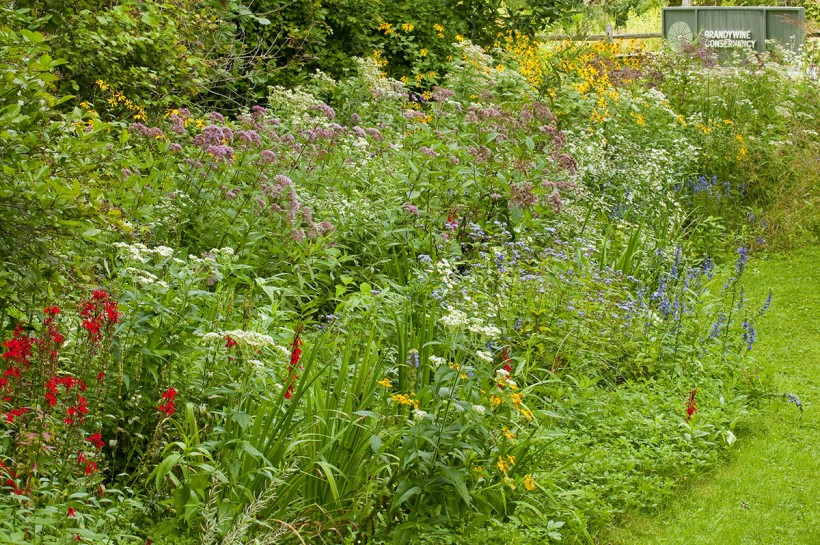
603 246 820 545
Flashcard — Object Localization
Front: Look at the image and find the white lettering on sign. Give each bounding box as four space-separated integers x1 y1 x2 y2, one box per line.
702 29 756 49
703 30 752 40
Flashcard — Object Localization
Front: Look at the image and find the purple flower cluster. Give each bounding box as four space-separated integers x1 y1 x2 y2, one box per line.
130 123 163 139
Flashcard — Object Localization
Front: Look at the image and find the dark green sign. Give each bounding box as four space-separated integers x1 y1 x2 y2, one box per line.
663 7 806 58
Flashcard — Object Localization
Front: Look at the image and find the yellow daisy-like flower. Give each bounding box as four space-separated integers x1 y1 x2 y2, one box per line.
502 427 516 442
497 457 509 474
455 34 465 42
523 474 536 491
510 392 523 406
95 79 108 91
433 23 445 32
490 395 503 408
378 378 392 388
419 48 428 57
401 23 414 33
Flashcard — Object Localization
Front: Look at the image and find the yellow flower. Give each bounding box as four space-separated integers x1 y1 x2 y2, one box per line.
523 474 535 491
401 23 414 33
400 75 410 84
95 79 108 91
378 378 392 388
79 101 91 109
636 113 646 126
502 427 516 443
735 133 744 142
510 392 523 406
419 48 428 57
391 392 419 409
724 119 734 125
378 23 393 35
504 476 517 490
497 457 509 474
507 454 516 466
490 395 503 408
677 114 687 126
433 23 445 33
519 408 533 421
455 34 465 42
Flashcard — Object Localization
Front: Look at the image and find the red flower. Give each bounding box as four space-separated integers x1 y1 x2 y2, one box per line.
161 387 177 400
446 209 459 231
96 372 105 383
85 461 97 475
4 407 28 424
158 387 177 416
284 327 304 399
77 396 88 415
2 326 34 368
86 432 104 449
80 291 121 344
78 451 87 464
104 301 121 323
684 389 698 423
225 335 237 349
44 306 60 316
92 290 109 300
67 507 77 517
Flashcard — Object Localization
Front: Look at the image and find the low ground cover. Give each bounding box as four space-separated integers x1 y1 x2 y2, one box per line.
604 247 820 544
1 10 818 544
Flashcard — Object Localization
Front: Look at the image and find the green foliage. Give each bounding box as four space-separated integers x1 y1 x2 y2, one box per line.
2 17 815 545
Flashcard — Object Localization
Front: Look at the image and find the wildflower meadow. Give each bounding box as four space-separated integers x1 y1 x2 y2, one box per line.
1 2 818 544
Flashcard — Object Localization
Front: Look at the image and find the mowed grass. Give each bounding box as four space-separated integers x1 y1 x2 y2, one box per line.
602 246 820 545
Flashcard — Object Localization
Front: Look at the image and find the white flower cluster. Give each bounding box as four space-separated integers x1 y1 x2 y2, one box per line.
202 329 278 348
475 350 494 363
122 267 169 289
429 355 446 367
268 86 324 122
467 322 501 338
440 308 470 328
114 242 175 263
